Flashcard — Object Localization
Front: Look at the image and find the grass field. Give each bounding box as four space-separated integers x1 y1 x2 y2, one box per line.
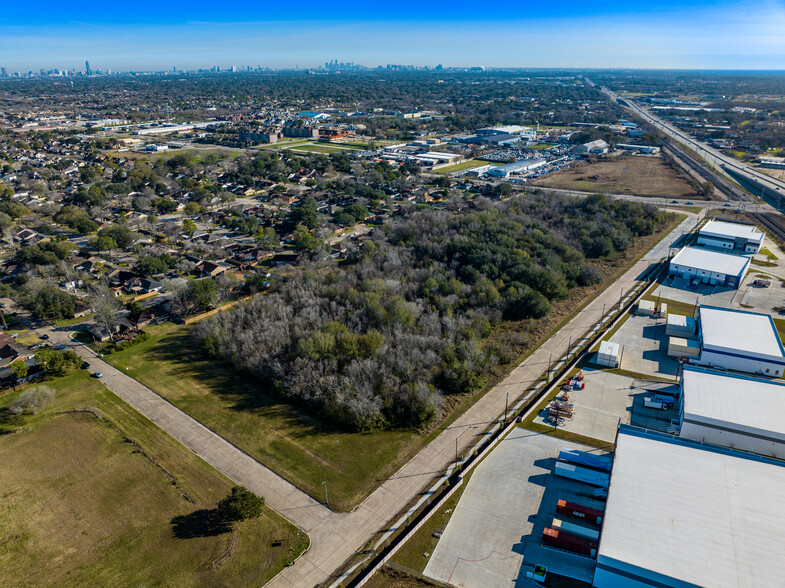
532 155 698 198
101 324 428 512
434 160 488 174
0 371 306 587
99 214 681 512
283 143 354 154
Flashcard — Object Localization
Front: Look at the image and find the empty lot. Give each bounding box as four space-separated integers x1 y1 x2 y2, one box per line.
533 155 698 198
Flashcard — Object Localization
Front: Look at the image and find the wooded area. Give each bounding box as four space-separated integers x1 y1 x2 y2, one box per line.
195 193 665 431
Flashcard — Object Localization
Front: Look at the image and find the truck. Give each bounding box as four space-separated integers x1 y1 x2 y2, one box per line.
558 448 613 472
542 527 598 558
551 518 600 541
554 462 610 489
556 499 603 526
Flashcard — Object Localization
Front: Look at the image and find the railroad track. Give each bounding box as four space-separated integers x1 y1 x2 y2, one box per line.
751 212 785 246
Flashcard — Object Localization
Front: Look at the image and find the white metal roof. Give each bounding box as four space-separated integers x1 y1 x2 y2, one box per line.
700 219 764 244
666 313 695 328
599 340 619 356
699 306 784 358
670 246 749 276
682 368 785 438
599 429 785 587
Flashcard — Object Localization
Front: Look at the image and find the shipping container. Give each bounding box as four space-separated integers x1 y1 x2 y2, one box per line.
556 499 603 526
554 461 610 488
542 527 597 558
552 517 600 541
558 448 613 472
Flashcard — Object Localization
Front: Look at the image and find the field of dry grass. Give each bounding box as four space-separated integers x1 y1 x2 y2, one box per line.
533 155 698 198
0 372 306 587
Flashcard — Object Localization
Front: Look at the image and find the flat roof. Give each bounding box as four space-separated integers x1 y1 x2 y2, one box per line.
599 427 785 587
682 367 785 438
666 313 695 327
670 246 749 277
700 219 763 243
699 305 785 358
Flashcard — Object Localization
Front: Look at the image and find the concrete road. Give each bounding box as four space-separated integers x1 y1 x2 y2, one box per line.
595 84 785 201
14 212 697 588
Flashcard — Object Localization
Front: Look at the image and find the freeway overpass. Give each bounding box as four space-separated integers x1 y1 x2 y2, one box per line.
594 83 785 207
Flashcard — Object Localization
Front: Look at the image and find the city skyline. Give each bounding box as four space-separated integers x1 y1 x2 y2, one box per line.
2 0 785 72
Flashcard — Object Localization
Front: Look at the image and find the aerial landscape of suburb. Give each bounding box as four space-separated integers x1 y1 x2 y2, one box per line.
2 1 785 587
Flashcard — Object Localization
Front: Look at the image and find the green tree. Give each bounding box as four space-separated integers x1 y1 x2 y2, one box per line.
217 486 264 522
290 196 318 229
9 359 28 382
95 235 117 252
183 201 202 216
191 278 219 311
98 224 135 248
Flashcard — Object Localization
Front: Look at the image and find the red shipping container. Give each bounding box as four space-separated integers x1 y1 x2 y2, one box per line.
556 499 603 526
542 527 597 558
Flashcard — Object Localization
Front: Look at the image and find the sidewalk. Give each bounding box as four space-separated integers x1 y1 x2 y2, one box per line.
41 213 695 588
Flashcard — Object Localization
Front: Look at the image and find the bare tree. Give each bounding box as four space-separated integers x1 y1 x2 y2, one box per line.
90 284 120 341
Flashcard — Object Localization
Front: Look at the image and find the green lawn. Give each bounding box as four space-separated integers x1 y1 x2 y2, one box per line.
102 323 432 512
54 313 94 327
284 143 361 154
0 371 306 587
434 160 488 174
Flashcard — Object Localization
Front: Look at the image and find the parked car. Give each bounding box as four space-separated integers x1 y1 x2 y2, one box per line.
92 371 103 378
40 334 49 340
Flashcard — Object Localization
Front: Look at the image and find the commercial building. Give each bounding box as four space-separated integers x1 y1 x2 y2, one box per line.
695 306 785 377
577 139 608 154
476 125 530 136
759 156 785 169
679 367 785 459
595 426 785 588
615 144 660 154
668 246 750 288
697 219 764 254
485 158 547 178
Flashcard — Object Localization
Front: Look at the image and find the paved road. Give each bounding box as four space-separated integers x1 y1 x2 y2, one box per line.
16 212 696 588
595 83 785 202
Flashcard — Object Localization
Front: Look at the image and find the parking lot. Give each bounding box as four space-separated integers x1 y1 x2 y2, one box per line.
655 234 785 318
605 314 680 379
533 368 678 443
423 432 604 588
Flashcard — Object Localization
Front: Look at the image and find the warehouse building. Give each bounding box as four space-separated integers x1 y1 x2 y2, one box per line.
694 306 785 377
697 219 764 254
679 366 785 459
595 426 785 588
484 158 547 178
577 139 608 154
668 246 750 288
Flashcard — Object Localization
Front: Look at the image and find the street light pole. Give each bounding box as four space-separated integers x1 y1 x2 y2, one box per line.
505 392 509 422
322 481 328 507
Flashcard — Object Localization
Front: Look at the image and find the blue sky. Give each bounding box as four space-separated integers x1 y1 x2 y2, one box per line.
2 0 785 71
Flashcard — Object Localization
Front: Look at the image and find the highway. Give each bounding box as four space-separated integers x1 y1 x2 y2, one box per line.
593 82 785 205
